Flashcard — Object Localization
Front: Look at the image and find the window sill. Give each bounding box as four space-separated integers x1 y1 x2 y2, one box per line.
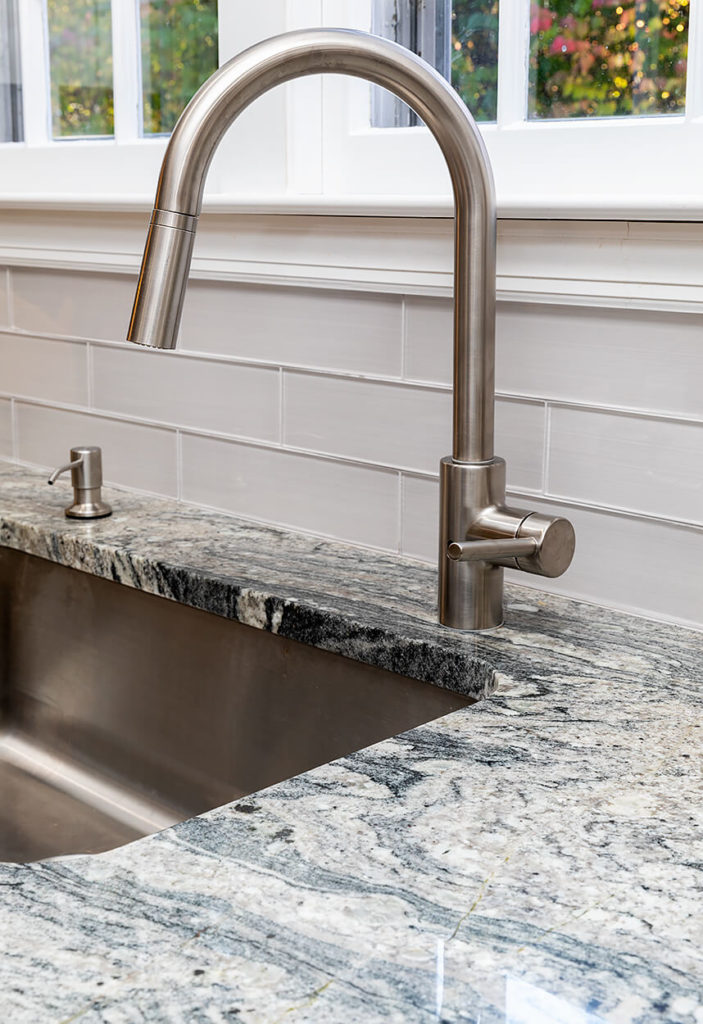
0 191 703 222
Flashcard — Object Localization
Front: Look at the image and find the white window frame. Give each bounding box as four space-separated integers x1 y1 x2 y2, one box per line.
0 0 702 219
0 2 291 202
307 0 703 218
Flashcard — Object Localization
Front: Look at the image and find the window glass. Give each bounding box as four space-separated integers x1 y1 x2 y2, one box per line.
528 0 689 119
140 0 218 136
451 0 499 121
0 0 22 141
47 0 114 138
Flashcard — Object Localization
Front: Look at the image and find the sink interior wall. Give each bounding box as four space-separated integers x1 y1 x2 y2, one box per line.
0 548 469 862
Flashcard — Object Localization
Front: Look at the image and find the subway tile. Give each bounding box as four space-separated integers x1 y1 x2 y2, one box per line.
401 474 438 562
12 268 134 341
284 372 544 485
496 304 703 417
0 398 12 457
401 479 703 628
0 270 8 328
503 497 703 630
548 407 703 524
406 298 703 421
404 296 452 385
0 331 88 405
16 403 178 497
284 372 450 473
92 345 279 442
495 399 544 491
181 433 399 549
181 281 403 376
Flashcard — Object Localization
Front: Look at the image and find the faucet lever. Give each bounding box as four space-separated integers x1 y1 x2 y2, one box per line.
448 538 538 562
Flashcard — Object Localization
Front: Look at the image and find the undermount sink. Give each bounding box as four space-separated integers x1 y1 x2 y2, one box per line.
0 548 470 863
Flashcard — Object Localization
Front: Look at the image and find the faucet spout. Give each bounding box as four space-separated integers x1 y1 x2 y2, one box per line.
128 28 574 630
128 28 496 464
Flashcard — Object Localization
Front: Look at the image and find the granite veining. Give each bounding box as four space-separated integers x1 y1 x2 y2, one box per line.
0 462 702 1023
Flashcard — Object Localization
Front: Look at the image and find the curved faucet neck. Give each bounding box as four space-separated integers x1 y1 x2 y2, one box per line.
128 28 497 463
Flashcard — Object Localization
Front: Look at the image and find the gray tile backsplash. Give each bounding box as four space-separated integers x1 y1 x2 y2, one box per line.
1 266 701 627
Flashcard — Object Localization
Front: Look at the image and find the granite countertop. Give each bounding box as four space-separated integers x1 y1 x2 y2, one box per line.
0 462 701 1023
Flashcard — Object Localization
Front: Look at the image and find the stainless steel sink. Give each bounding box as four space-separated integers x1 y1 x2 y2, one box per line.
0 548 470 863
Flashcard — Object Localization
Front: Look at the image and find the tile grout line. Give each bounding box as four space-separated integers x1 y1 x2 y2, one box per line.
86 343 94 408
397 472 404 554
176 430 183 503
542 402 551 495
5 269 13 329
10 397 18 462
400 296 407 379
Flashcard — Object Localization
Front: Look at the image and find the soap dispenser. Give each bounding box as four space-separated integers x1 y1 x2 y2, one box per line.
47 446 112 519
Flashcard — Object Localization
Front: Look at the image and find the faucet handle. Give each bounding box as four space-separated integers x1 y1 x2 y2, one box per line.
47 446 112 520
448 513 575 579
448 537 538 562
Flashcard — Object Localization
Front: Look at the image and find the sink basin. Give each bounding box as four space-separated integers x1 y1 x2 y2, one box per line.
0 548 469 863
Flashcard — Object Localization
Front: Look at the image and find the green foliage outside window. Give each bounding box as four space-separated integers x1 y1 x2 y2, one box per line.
47 0 114 137
529 0 689 118
449 0 688 121
451 0 500 121
140 0 218 135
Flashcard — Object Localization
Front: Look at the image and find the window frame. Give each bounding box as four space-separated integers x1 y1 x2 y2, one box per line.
0 1 290 202
0 0 701 219
306 0 703 218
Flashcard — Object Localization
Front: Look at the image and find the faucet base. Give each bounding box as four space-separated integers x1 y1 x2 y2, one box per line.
438 457 507 630
438 456 575 630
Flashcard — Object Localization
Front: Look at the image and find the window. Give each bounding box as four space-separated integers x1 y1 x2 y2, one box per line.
528 0 689 120
1 0 701 216
47 0 115 138
140 0 218 135
0 0 227 199
0 0 22 142
310 0 703 216
373 0 498 124
377 0 690 124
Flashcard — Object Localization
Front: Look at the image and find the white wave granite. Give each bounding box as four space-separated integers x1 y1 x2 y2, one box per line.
0 462 702 1023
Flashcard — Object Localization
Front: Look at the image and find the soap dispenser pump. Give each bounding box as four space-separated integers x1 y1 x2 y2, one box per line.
48 446 112 519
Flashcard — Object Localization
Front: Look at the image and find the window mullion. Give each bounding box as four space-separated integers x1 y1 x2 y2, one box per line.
111 0 141 143
17 0 49 146
684 0 703 119
496 0 530 127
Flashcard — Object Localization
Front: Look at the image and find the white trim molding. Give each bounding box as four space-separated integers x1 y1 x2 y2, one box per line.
0 208 702 314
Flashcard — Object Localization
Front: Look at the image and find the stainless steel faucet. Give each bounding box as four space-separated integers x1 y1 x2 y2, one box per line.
127 28 575 630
